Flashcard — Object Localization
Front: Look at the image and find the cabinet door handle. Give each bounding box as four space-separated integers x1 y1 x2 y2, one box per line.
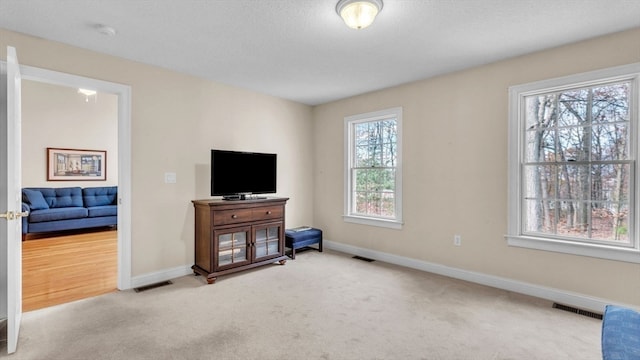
231 214 237 219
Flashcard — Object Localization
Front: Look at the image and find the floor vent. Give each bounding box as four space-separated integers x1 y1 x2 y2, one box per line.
553 303 603 320
352 255 375 262
134 280 173 293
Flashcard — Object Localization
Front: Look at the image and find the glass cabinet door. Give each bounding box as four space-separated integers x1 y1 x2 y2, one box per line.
253 223 282 261
215 228 250 268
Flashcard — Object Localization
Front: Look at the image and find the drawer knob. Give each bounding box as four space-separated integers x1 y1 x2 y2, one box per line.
231 214 237 219
266 211 272 215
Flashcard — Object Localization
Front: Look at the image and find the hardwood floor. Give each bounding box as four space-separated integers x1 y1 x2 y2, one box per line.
22 229 118 312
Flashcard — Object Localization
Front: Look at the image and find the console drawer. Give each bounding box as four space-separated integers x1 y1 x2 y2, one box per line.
213 209 253 226
252 206 283 221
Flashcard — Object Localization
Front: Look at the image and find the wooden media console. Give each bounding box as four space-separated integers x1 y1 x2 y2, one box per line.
191 197 289 284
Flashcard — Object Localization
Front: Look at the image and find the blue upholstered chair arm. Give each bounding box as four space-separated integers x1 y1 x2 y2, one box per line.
602 305 640 359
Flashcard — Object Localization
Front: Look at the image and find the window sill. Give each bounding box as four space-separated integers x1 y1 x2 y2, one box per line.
343 215 403 230
506 235 640 264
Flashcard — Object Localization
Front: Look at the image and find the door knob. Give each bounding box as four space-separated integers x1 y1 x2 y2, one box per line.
0 211 26 220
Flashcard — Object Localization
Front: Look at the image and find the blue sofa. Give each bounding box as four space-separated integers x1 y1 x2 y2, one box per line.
602 305 640 359
21 186 117 237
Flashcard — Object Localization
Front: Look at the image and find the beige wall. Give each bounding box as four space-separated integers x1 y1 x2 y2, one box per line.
3 26 639 307
313 28 640 307
1 29 315 276
21 80 118 187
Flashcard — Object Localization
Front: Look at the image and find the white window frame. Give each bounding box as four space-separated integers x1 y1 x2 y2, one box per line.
344 107 403 229
507 63 640 263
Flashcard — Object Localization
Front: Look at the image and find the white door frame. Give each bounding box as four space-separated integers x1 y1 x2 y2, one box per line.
21 65 132 290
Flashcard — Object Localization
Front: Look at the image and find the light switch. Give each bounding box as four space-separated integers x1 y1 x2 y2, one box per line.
164 172 177 184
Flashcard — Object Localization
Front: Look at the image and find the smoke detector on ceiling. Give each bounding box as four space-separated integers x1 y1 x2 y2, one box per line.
95 24 117 36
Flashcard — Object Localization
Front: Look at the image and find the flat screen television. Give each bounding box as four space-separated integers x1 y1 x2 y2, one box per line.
211 149 277 200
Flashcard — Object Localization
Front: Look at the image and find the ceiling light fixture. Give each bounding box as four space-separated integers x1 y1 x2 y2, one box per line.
336 0 383 30
78 88 97 102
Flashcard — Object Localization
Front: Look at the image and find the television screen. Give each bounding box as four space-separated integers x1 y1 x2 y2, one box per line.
211 150 277 198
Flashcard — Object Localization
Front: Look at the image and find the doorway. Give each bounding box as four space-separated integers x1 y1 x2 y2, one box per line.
19 64 132 294
21 80 119 310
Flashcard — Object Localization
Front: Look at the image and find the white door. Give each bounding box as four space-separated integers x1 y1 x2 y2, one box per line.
1 46 24 354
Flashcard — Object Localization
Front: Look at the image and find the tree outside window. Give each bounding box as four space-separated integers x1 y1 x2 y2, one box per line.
508 63 640 263
523 82 631 245
353 119 397 217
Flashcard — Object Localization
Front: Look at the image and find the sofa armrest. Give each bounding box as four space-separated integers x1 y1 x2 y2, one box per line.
21 202 30 234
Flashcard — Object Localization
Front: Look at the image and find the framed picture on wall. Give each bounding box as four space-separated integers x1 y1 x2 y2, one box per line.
47 147 107 181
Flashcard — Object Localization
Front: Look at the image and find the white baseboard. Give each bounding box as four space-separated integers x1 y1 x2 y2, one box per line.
129 241 633 313
130 265 193 289
325 240 627 313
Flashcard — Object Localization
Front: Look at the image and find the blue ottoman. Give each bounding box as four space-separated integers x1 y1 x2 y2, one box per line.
602 305 640 360
285 227 323 259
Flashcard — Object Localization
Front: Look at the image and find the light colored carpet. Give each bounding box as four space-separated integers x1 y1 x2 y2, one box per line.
1 249 601 359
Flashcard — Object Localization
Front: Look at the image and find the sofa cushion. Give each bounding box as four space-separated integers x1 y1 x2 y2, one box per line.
22 189 49 210
285 228 323 243
28 207 88 223
26 187 83 208
87 205 117 218
48 187 83 208
83 186 117 207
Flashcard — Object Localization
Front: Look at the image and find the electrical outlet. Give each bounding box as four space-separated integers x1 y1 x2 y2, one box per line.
454 235 461 246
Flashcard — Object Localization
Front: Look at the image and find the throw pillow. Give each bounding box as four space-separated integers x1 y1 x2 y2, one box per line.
23 189 49 210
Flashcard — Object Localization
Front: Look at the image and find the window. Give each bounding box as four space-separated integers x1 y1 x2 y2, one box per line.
508 63 640 263
344 107 402 229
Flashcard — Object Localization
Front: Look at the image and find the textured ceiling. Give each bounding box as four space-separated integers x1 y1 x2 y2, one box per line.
1 0 639 105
